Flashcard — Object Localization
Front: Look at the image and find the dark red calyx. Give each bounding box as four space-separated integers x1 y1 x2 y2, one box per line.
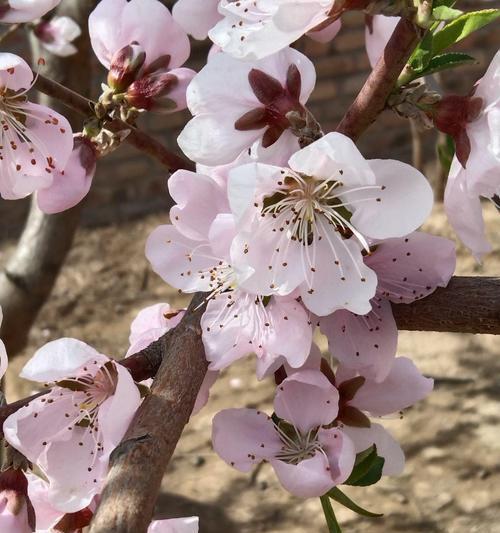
108 42 146 92
74 136 98 174
432 95 484 168
33 21 55 44
335 375 371 428
126 71 178 110
235 64 305 148
54 507 94 533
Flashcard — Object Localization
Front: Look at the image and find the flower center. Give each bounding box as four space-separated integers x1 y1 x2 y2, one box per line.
273 421 323 465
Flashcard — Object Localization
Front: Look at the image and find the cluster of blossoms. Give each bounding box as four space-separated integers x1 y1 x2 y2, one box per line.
0 0 498 531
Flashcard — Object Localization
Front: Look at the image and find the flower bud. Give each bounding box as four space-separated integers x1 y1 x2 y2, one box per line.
0 469 35 533
107 42 146 92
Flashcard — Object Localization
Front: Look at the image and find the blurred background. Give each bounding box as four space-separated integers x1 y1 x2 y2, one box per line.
1 1 499 531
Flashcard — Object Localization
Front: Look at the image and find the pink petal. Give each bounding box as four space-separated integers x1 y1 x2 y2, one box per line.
160 67 196 113
349 159 433 240
192 370 218 416
89 0 190 70
20 338 106 383
365 15 399 68
270 453 336 498
444 159 492 261
212 409 281 472
0 0 60 23
37 136 96 214
342 423 405 476
320 297 397 383
365 232 456 304
274 370 339 433
307 19 341 43
319 428 356 485
26 473 62 530
350 357 434 416
168 170 229 241
98 365 142 451
0 53 33 90
172 0 221 39
145 225 220 293
148 517 199 533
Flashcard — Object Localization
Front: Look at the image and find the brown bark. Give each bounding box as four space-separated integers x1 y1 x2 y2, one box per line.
336 18 421 140
88 294 207 533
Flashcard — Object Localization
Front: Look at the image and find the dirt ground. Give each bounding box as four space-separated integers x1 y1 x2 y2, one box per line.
2 203 499 533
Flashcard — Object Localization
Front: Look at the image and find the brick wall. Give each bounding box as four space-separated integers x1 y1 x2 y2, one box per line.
1 1 499 239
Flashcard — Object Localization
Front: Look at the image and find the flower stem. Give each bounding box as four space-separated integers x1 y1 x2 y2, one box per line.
320 495 342 533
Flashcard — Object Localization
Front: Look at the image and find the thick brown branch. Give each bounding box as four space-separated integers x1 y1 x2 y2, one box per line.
392 276 500 334
336 18 421 140
34 74 195 173
89 294 207 533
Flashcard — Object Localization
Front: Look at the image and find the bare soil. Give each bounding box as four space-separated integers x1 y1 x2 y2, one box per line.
2 204 499 533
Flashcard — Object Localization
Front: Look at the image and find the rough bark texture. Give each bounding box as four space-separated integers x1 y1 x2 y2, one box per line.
336 18 421 140
88 294 208 533
392 276 500 334
0 0 97 355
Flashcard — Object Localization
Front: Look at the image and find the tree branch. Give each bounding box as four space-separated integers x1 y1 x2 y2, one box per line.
336 18 421 140
34 74 195 173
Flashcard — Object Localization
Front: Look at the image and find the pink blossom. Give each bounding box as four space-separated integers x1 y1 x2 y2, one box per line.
0 53 73 200
213 370 355 497
364 15 399 68
209 0 337 60
228 132 433 316
178 47 316 166
127 303 217 414
172 0 221 40
0 0 61 23
37 135 97 214
0 469 34 533
89 0 195 113
145 169 313 375
335 357 433 475
444 50 500 260
33 16 81 57
319 232 456 381
148 516 199 533
4 338 141 512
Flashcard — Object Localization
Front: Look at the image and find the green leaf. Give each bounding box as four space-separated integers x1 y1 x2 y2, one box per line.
320 495 342 533
437 134 455 174
408 31 434 72
433 6 463 21
412 52 476 81
344 445 385 487
328 487 384 518
433 10 500 55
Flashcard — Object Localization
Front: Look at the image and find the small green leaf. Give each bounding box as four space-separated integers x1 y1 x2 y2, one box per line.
433 6 463 21
328 487 384 518
408 31 434 71
320 495 342 533
433 9 500 55
411 52 476 81
344 445 385 487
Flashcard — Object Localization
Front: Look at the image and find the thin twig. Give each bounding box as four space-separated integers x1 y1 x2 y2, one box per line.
33 74 195 173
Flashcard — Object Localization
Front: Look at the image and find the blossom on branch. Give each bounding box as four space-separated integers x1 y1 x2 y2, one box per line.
145 169 313 377
89 0 195 113
213 370 356 497
178 47 317 166
0 53 73 201
444 50 500 260
228 132 433 316
4 338 141 512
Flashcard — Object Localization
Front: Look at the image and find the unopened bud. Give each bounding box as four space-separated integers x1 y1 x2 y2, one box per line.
126 71 178 112
0 469 35 532
107 42 146 92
